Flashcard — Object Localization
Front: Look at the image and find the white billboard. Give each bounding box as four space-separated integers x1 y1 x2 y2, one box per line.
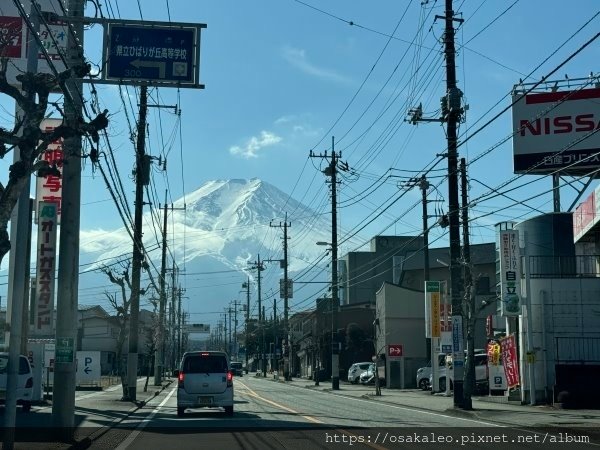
499 230 522 316
512 87 600 175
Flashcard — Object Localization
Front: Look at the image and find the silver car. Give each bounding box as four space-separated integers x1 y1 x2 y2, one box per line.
175 351 234 416
347 362 372 384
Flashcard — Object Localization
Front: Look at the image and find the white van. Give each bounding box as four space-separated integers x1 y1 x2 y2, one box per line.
175 351 234 417
0 353 33 412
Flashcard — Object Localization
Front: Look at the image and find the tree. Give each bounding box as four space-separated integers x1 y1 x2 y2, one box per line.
0 52 109 265
100 262 132 401
462 271 496 410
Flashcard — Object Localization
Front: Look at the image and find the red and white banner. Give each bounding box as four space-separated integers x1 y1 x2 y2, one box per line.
36 118 63 224
500 334 520 389
33 202 58 334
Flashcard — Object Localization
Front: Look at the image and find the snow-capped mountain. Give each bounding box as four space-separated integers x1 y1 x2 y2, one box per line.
81 179 332 319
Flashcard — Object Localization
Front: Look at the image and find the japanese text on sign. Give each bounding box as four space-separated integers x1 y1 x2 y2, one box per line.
501 334 520 388
34 202 58 334
36 119 63 223
499 230 521 316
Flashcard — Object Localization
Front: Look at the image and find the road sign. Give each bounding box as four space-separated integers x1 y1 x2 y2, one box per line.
103 21 205 87
183 323 210 333
76 351 101 384
55 337 74 363
387 344 403 358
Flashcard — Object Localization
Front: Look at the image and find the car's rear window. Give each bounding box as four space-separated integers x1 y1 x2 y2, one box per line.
359 364 370 370
183 355 228 373
230 362 242 368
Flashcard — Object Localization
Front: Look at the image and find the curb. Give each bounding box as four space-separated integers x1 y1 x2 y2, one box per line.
67 378 174 449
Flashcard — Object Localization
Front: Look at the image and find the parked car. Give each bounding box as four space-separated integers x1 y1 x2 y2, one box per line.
416 354 447 390
230 361 243 377
175 351 234 417
429 353 491 392
359 363 376 384
347 362 372 384
0 352 33 412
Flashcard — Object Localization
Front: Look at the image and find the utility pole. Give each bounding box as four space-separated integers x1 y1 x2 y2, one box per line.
228 305 232 355
269 215 291 379
127 84 149 401
243 278 250 371
249 258 265 375
4 4 40 443
154 190 168 385
310 137 348 391
437 0 465 409
233 300 239 360
177 286 183 362
52 0 85 433
262 305 266 376
460 158 475 409
170 262 176 370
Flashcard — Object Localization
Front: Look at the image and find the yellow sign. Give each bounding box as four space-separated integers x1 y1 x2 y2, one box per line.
431 292 441 337
526 351 535 364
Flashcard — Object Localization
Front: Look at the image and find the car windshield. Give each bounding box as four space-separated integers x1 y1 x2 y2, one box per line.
183 355 228 374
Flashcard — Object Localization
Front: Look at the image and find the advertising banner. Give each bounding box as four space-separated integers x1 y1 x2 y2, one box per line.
0 0 67 88
512 87 600 175
424 281 440 338
33 202 58 334
35 118 64 224
499 229 522 316
501 334 520 388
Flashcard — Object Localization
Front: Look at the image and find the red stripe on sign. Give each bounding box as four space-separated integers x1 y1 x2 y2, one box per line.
526 87 600 104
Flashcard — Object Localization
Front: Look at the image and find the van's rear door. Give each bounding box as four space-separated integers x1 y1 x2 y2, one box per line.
182 354 228 394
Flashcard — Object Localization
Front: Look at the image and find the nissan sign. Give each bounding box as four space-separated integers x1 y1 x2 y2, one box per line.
511 87 600 175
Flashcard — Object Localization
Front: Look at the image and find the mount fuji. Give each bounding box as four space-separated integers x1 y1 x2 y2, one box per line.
80 178 332 324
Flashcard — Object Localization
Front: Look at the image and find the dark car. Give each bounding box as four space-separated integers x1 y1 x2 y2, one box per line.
230 361 243 376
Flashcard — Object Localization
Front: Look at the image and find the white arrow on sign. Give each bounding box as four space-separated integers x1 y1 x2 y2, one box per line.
130 59 166 78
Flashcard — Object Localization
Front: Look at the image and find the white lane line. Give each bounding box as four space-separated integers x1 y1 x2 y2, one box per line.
115 386 176 450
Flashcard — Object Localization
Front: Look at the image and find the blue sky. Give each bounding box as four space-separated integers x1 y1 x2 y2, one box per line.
1 1 599 319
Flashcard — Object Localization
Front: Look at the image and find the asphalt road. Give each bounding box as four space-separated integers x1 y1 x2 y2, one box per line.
78 377 598 450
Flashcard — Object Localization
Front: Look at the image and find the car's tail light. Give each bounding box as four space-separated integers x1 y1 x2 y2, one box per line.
178 372 185 388
227 371 233 387
25 377 33 388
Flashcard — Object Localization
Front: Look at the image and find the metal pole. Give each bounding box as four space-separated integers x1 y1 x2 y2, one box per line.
52 0 84 432
127 84 148 401
331 136 339 391
552 174 561 212
170 261 176 371
244 278 250 371
4 4 40 443
154 190 168 385
283 215 290 380
523 236 537 405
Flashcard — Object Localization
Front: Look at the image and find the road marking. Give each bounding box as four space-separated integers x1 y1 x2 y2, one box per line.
115 386 176 450
236 380 323 424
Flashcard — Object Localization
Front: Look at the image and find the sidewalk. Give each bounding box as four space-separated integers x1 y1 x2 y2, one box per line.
258 374 600 429
7 376 174 450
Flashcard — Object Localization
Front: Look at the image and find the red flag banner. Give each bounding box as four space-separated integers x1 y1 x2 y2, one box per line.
501 334 520 388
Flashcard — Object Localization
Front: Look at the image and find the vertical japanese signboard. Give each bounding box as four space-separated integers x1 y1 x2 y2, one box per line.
33 202 58 334
499 229 522 316
501 334 520 388
36 118 63 224
424 281 440 338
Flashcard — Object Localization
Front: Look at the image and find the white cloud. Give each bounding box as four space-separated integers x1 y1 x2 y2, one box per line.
229 131 282 159
282 45 351 84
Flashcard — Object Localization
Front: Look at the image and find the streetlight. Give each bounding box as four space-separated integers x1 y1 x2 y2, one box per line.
316 241 340 390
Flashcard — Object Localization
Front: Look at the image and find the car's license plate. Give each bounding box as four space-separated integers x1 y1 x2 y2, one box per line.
198 396 213 405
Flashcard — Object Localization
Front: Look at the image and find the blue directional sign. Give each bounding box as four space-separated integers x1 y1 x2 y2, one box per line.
104 22 204 87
